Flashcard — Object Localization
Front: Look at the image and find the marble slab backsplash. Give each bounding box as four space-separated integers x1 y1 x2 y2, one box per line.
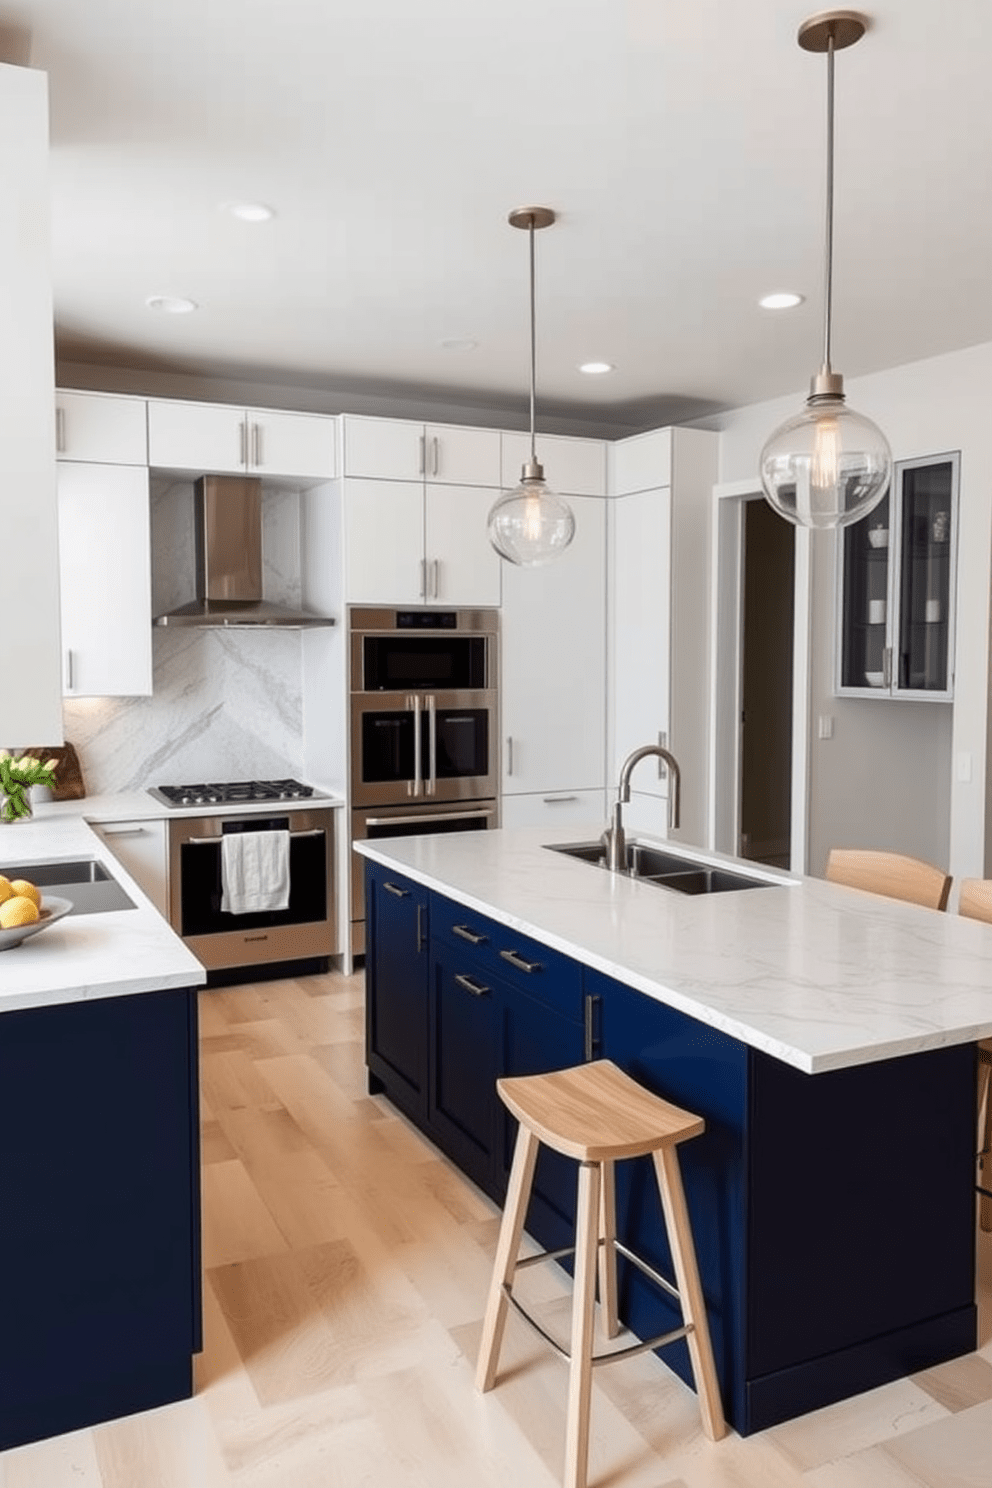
61 478 307 795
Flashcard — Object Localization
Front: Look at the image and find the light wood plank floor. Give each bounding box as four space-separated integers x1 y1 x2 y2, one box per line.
3 965 991 1488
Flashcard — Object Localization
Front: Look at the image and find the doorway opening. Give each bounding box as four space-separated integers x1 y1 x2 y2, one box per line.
739 498 795 868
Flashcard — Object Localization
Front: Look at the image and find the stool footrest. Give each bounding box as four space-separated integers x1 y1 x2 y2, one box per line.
502 1281 691 1367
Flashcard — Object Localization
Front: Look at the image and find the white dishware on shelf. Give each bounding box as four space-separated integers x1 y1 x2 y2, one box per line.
867 525 889 549
926 598 942 623
864 670 886 688
868 599 886 625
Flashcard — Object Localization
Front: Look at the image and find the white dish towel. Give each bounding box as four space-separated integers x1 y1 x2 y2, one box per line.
220 830 291 914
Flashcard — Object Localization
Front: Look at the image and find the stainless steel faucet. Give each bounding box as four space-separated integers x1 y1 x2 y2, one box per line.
601 744 682 872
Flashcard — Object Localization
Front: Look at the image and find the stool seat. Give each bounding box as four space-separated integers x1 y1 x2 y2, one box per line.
498 1059 705 1161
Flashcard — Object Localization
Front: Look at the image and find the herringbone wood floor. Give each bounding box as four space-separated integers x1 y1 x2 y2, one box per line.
2 966 991 1488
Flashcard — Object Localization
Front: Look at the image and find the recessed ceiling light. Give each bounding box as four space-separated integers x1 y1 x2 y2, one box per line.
439 338 478 352
145 294 198 314
221 201 275 223
578 361 614 375
759 291 804 310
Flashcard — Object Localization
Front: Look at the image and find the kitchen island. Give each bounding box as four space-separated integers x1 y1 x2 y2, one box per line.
357 828 992 1435
0 815 206 1451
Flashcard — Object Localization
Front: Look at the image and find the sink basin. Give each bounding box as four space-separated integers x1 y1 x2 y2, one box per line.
545 840 773 894
0 859 136 916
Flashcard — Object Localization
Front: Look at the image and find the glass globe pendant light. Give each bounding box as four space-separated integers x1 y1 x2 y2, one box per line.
487 207 576 565
760 11 891 531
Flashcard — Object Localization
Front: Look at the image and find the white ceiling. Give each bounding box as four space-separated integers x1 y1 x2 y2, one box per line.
6 0 992 432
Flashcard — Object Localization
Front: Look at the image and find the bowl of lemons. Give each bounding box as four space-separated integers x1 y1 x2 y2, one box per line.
0 875 73 951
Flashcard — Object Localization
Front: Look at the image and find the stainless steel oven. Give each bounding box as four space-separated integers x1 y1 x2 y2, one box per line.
349 607 499 954
167 808 336 973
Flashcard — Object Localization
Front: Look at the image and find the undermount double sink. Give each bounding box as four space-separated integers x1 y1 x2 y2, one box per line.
1 859 136 916
545 840 773 895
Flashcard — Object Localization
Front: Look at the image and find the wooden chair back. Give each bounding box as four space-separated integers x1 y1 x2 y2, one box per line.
825 848 952 911
959 879 992 925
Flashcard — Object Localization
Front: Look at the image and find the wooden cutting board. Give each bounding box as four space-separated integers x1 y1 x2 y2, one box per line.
25 741 86 799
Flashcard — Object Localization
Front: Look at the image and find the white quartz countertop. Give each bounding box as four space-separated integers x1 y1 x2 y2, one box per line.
356 828 992 1074
0 815 205 1014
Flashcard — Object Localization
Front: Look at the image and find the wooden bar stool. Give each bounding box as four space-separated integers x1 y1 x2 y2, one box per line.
476 1059 726 1488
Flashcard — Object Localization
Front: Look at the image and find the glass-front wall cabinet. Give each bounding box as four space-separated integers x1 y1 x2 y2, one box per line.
837 452 959 700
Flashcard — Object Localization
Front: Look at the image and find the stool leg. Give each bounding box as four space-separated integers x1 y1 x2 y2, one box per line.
476 1124 539 1393
597 1159 619 1339
564 1159 601 1488
652 1146 727 1441
979 1059 992 1234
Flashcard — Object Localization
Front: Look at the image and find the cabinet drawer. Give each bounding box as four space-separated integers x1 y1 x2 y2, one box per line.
431 893 582 1021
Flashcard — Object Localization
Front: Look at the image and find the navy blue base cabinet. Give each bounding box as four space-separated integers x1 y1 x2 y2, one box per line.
0 986 202 1453
364 862 978 1435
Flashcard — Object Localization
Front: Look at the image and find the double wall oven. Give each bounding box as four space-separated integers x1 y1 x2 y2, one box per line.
350 607 499 953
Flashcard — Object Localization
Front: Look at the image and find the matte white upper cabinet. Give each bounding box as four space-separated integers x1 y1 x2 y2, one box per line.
501 431 607 496
1 64 62 746
55 390 148 465
343 415 501 486
343 478 501 606
501 494 607 804
147 400 336 482
57 463 153 697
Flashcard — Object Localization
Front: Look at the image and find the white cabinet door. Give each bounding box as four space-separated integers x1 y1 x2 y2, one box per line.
609 427 672 496
55 391 148 465
501 495 606 795
248 410 336 480
92 819 168 917
344 479 425 605
500 789 606 832
425 424 501 486
57 463 152 697
424 484 501 606
147 400 245 474
501 431 606 496
612 485 671 796
342 416 424 479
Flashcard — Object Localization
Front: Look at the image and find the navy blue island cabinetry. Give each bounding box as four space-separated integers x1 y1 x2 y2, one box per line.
364 858 978 1436
0 985 202 1453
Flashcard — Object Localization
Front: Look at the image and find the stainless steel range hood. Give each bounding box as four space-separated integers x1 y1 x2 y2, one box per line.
154 475 333 628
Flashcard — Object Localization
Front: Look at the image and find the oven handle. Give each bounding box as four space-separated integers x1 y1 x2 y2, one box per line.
186 827 325 843
426 693 437 797
411 693 422 797
363 808 495 827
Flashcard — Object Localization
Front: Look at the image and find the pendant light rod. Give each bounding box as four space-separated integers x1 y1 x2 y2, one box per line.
508 206 555 470
798 10 867 394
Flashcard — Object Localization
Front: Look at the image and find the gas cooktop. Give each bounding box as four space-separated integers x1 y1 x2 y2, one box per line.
148 778 320 809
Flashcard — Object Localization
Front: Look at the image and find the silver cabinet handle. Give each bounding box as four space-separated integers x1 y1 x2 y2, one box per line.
584 993 601 1061
383 881 411 898
64 649 74 691
239 419 247 467
101 826 148 838
431 436 440 477
252 421 262 467
452 923 488 945
499 948 541 974
420 557 427 599
411 693 422 797
433 558 440 598
542 794 578 804
418 434 426 476
426 694 436 797
416 903 426 952
454 973 490 997
506 736 514 777
55 406 66 453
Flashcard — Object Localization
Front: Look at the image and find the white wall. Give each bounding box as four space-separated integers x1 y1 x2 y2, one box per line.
714 341 992 879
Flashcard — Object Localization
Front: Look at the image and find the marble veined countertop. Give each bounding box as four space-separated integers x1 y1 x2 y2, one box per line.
356 828 992 1074
0 815 204 1014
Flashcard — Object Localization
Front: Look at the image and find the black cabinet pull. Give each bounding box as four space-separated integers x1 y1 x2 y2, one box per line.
452 924 488 945
584 993 601 1061
454 973 491 998
383 881 410 898
416 904 426 953
499 948 541 974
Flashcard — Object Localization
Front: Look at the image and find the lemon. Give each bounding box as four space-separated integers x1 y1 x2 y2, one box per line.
9 879 41 908
0 895 40 929
0 876 13 906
